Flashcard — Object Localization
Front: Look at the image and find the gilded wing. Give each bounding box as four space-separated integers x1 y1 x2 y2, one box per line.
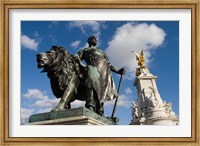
132 49 146 68
131 51 140 61
139 49 145 62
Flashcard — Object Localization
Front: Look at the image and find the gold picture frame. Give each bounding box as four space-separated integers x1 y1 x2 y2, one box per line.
0 0 199 145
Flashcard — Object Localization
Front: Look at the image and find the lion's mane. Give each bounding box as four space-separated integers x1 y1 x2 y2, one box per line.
44 46 77 95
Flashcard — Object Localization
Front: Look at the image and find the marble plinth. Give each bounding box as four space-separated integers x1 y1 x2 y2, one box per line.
29 107 115 125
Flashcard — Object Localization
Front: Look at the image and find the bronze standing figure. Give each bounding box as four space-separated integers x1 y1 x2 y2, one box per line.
74 36 125 115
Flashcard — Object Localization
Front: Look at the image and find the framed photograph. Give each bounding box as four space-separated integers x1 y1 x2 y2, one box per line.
1 0 199 145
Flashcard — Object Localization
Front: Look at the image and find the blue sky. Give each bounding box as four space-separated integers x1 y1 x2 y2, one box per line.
21 21 179 125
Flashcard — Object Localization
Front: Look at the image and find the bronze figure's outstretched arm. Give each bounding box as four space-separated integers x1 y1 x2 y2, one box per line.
109 64 125 75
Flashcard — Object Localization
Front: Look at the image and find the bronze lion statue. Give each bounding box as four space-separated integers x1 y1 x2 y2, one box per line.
36 45 125 117
36 46 86 112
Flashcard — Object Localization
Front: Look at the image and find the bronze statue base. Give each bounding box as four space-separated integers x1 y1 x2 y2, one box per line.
28 107 116 125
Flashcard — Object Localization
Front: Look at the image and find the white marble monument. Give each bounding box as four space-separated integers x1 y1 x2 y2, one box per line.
130 49 179 125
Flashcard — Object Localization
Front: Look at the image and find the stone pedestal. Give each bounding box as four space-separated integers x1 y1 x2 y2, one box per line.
29 107 115 125
130 71 179 125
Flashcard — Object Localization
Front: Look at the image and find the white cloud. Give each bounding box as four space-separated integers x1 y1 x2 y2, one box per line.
22 88 59 109
33 98 59 108
37 107 53 113
21 108 34 124
21 108 34 120
69 21 105 49
21 34 39 51
125 87 132 95
105 23 166 80
71 40 81 49
116 94 132 108
105 94 132 109
21 88 60 123
69 21 102 34
22 88 48 100
71 100 85 108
